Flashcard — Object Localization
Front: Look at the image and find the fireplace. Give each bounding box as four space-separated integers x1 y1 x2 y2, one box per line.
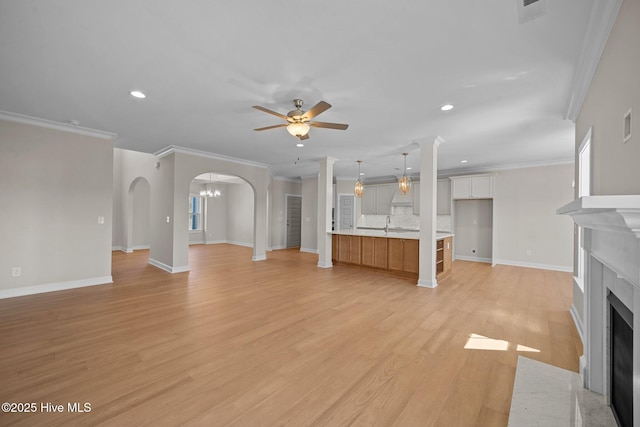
609 292 633 427
558 195 640 426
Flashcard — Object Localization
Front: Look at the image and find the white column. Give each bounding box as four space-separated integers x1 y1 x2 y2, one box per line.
317 157 336 268
417 137 444 287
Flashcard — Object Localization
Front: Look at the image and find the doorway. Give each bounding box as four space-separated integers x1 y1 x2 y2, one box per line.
337 194 355 230
286 195 302 248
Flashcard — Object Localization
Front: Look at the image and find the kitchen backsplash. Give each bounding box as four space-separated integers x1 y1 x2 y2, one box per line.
358 213 452 232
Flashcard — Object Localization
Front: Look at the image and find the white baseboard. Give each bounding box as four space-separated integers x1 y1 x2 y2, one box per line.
189 240 205 245
204 240 227 245
493 258 573 272
0 275 113 299
300 247 319 254
417 278 438 288
226 240 254 248
112 246 132 253
252 255 267 261
132 245 150 250
455 255 492 263
148 258 190 274
569 302 585 348
317 261 333 268
270 245 286 250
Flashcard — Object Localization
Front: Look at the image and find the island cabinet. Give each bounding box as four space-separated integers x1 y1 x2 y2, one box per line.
361 236 388 269
336 234 361 264
436 236 452 279
388 238 419 275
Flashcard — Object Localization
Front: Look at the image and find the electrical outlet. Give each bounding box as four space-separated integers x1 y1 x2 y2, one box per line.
166 216 171 223
12 267 21 277
98 216 105 224
526 250 532 257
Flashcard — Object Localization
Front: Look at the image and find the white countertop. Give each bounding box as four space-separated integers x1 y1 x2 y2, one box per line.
332 228 454 240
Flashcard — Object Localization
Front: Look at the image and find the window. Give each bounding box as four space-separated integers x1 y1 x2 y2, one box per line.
188 195 202 231
576 129 592 290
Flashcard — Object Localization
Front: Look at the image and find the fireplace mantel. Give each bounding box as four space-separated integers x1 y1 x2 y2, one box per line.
557 195 640 422
557 195 640 238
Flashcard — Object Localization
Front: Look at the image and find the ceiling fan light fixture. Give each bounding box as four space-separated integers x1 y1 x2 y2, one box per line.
287 122 310 137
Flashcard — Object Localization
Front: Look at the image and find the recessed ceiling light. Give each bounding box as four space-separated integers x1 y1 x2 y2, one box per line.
461 160 468 163
406 167 412 170
130 90 146 99
296 143 304 147
360 172 365 176
440 104 454 111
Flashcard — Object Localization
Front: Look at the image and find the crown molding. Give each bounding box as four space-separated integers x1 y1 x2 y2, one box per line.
0 110 117 140
154 145 269 169
273 176 302 183
438 157 574 177
565 0 623 122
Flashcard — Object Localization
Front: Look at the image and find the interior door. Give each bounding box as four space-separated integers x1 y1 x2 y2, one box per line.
286 195 302 248
339 195 354 229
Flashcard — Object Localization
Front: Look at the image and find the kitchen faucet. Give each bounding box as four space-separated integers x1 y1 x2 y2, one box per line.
385 215 391 234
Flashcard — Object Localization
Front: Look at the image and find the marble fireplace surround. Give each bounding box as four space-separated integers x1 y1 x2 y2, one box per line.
558 195 640 420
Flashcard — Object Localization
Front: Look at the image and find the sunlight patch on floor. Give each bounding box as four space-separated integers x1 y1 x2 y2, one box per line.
464 333 540 352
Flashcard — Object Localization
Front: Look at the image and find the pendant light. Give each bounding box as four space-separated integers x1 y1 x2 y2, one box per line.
398 153 411 195
354 160 364 198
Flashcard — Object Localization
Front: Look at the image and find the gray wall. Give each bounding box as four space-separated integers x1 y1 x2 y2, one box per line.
0 118 113 294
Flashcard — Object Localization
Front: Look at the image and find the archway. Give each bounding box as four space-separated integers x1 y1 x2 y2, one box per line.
126 176 151 253
189 172 255 249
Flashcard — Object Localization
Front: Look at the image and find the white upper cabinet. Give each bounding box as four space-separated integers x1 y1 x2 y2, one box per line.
436 179 451 214
375 184 394 215
361 183 395 215
450 174 494 199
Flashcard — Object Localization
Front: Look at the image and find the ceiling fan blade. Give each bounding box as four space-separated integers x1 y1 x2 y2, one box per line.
252 105 288 120
309 121 349 130
254 123 288 131
299 133 310 140
302 101 331 120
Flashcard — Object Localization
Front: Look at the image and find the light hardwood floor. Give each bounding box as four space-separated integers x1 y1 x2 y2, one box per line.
0 244 582 426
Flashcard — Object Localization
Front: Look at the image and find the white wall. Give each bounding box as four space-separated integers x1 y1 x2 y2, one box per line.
132 178 150 249
0 118 114 296
270 178 302 250
577 0 640 196
205 182 228 244
454 199 493 262
226 181 254 246
112 148 160 253
573 0 640 335
493 164 574 271
300 177 318 253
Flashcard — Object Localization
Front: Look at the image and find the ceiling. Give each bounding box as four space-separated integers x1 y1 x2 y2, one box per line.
0 0 600 181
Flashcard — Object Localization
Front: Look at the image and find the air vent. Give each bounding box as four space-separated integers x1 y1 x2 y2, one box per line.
518 0 546 23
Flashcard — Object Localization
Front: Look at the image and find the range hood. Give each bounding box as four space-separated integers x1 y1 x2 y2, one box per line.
391 188 413 206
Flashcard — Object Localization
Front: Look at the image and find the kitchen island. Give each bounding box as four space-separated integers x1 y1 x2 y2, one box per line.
331 229 454 280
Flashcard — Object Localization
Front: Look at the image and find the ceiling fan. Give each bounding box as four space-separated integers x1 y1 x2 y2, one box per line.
252 99 349 140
